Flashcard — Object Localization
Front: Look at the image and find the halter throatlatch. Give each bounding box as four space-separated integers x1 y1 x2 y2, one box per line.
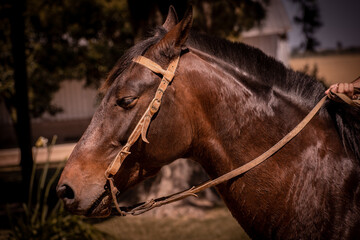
104 55 180 216
104 52 360 216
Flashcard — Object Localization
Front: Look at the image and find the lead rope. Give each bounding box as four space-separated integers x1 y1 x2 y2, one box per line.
105 54 360 216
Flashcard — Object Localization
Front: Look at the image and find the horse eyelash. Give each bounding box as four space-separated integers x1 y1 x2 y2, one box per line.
115 97 138 109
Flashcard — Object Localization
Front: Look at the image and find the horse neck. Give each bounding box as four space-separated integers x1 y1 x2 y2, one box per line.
180 47 352 195
179 49 360 238
170 43 360 240
181 48 304 176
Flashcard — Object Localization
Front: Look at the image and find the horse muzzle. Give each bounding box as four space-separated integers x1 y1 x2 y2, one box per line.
56 179 112 217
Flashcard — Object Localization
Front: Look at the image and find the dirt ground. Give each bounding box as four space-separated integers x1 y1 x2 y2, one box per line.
94 207 250 240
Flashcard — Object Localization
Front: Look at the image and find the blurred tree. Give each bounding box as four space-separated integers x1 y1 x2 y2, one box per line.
0 0 133 199
0 0 268 124
291 0 322 52
0 0 133 123
128 0 269 41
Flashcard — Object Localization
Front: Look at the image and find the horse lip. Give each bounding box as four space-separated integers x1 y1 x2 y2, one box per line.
61 198 80 214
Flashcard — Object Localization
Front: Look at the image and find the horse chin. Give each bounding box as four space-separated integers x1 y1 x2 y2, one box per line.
85 194 112 218
87 206 111 218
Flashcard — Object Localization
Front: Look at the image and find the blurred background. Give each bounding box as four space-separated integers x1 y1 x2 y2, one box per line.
0 0 359 239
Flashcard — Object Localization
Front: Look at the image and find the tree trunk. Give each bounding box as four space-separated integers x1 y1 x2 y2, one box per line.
10 0 33 201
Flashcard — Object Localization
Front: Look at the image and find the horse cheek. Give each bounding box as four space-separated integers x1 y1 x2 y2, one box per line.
145 109 191 165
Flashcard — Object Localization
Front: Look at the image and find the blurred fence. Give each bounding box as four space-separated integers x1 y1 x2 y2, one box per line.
0 80 98 148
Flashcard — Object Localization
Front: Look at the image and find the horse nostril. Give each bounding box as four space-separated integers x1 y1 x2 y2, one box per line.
57 184 75 200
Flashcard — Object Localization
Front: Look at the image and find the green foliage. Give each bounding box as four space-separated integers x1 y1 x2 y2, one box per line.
0 0 133 120
7 136 106 240
0 4 16 122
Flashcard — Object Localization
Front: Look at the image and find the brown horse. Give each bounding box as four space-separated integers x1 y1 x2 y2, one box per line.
57 6 360 239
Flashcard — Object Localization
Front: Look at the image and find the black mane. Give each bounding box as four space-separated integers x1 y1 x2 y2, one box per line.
187 31 326 106
104 26 360 161
186 30 360 161
326 101 360 160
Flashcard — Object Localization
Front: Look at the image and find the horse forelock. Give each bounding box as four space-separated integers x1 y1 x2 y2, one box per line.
100 27 167 95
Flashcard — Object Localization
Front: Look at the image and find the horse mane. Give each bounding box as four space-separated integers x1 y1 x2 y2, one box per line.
187 31 360 161
102 26 360 161
326 101 360 160
187 31 326 105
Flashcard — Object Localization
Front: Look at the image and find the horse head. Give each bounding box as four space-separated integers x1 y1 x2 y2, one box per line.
57 7 195 217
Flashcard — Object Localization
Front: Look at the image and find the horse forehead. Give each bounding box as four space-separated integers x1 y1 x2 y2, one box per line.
106 65 152 96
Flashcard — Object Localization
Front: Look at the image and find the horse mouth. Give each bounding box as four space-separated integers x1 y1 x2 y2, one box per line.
85 191 112 218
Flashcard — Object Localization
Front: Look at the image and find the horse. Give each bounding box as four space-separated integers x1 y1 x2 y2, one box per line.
57 6 360 239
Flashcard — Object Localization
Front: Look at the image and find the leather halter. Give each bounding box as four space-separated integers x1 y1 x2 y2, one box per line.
104 53 360 216
104 55 180 215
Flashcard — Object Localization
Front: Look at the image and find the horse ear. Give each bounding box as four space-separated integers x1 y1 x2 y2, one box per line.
155 6 193 57
162 5 178 31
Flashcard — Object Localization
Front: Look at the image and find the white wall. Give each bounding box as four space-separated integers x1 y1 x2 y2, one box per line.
35 80 98 122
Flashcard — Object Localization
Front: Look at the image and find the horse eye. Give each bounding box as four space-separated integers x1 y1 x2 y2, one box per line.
116 97 138 109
